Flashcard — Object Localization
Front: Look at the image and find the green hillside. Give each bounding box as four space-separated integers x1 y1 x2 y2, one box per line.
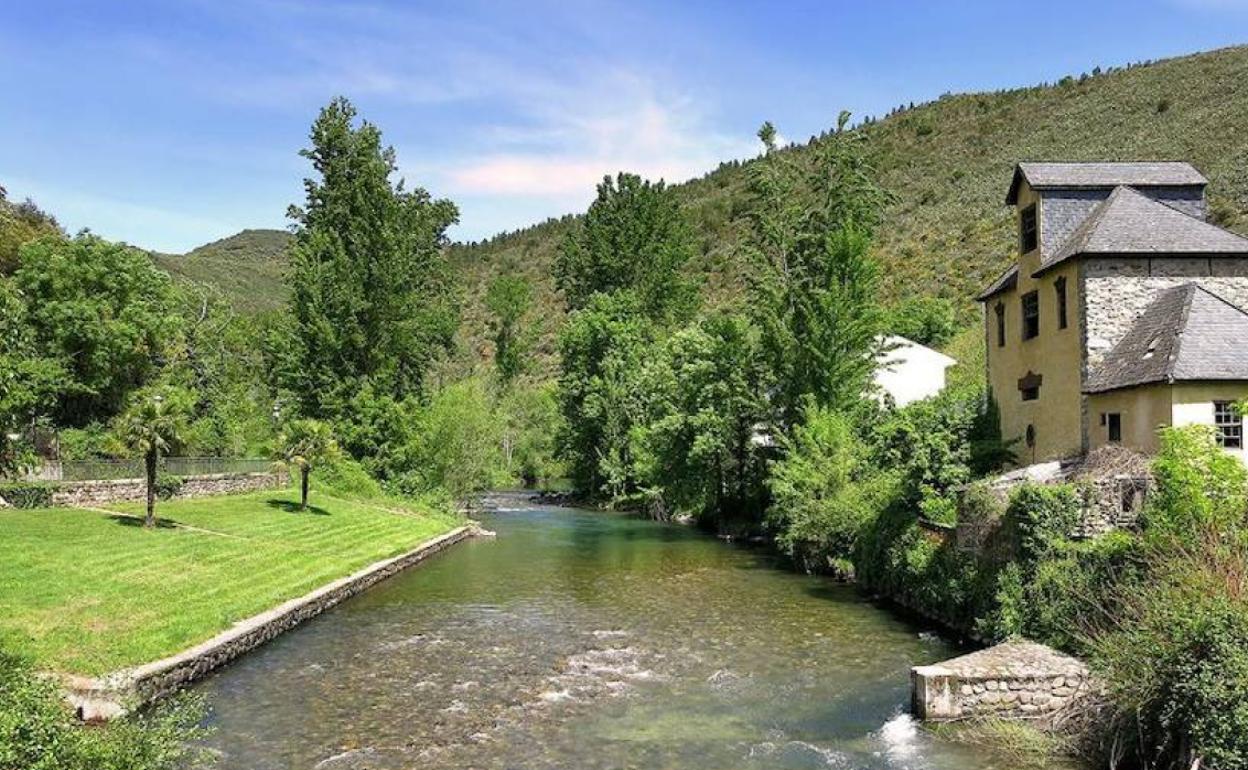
153 228 290 314
448 45 1248 366
165 46 1248 359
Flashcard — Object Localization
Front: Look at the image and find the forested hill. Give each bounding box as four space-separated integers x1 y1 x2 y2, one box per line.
164 46 1248 358
153 229 291 314
447 45 1248 363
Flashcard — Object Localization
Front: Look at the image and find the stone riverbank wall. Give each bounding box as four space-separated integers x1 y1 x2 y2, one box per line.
912 639 1094 723
66 525 483 721
47 471 285 507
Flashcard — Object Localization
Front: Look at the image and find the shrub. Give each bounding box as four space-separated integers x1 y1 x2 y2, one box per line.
0 650 209 769
153 473 183 501
1003 482 1082 564
0 482 54 509
767 406 896 573
1146 425 1248 537
318 454 382 498
1091 537 1248 770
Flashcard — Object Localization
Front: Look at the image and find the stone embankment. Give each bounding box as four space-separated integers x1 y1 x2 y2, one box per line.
912 639 1094 723
66 524 483 721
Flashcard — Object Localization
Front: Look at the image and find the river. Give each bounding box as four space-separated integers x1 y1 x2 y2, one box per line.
195 495 1045 769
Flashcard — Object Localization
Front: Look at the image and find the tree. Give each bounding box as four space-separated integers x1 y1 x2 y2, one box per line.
556 293 655 497
744 115 891 423
485 274 534 386
115 389 188 527
757 121 778 153
275 419 341 510
14 234 180 426
888 296 958 347
0 279 63 476
766 405 895 573
554 172 694 321
631 314 770 523
0 188 60 275
286 97 460 419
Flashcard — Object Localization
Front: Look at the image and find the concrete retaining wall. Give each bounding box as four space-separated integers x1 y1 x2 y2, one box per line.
912 640 1093 723
66 525 480 721
49 472 285 507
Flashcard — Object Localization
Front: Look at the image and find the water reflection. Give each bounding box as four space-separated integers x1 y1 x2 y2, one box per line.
194 495 1063 769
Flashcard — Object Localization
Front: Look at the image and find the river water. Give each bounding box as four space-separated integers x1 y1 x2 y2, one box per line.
195 496 1043 769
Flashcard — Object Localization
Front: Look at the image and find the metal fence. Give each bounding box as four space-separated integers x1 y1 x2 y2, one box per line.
28 457 272 482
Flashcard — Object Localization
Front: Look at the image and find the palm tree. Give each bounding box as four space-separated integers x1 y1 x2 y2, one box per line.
116 392 185 528
274 419 341 510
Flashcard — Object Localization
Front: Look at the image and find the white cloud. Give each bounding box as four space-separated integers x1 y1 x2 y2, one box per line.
435 70 756 210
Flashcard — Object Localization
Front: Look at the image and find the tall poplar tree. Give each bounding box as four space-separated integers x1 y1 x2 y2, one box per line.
745 114 891 424
286 98 459 418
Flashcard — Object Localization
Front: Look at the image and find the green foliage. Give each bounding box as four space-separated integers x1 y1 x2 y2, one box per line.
767 405 897 573
14 234 180 426
1003 482 1082 564
114 387 191 525
397 378 504 500
745 116 890 421
0 482 54 509
888 296 958 347
1146 425 1248 536
317 453 383 498
0 650 208 770
631 314 769 522
871 386 980 513
498 381 564 488
1091 537 1248 770
556 292 655 497
286 97 459 419
153 473 184 501
0 187 60 275
486 274 534 386
152 229 291 316
555 172 695 322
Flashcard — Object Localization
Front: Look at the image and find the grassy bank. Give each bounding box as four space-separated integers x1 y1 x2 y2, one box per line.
0 488 463 675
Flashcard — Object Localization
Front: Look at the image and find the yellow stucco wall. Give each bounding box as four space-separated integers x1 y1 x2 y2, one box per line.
1087 383 1248 463
1086 384 1174 454
984 181 1086 464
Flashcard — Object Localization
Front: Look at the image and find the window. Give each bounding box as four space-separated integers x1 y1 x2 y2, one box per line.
1019 371 1042 402
994 302 1006 347
1107 413 1122 443
1020 204 1038 253
1021 291 1040 340
1055 276 1068 330
1214 401 1243 449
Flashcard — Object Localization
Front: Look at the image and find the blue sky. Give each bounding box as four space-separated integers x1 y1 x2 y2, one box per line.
2 0 1248 253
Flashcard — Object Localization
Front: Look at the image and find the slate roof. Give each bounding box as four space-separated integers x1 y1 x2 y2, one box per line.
1084 283 1248 393
976 263 1019 301
1005 161 1207 204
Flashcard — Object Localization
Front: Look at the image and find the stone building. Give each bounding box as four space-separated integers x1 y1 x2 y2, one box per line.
978 162 1248 465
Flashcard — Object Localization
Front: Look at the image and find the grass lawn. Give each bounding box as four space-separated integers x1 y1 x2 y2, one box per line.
0 487 464 675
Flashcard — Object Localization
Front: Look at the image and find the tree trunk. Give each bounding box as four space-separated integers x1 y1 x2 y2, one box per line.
300 467 309 510
145 449 157 528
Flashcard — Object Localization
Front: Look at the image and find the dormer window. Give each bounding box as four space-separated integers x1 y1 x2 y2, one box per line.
1020 203 1038 254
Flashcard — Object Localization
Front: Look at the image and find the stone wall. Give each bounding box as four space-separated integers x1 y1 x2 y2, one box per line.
912 640 1094 723
66 525 481 721
48 472 285 508
1083 256 1248 370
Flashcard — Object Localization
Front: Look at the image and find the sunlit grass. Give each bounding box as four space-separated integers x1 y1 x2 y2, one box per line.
0 488 463 675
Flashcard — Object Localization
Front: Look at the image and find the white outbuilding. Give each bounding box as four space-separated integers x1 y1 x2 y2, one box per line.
873 335 957 408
